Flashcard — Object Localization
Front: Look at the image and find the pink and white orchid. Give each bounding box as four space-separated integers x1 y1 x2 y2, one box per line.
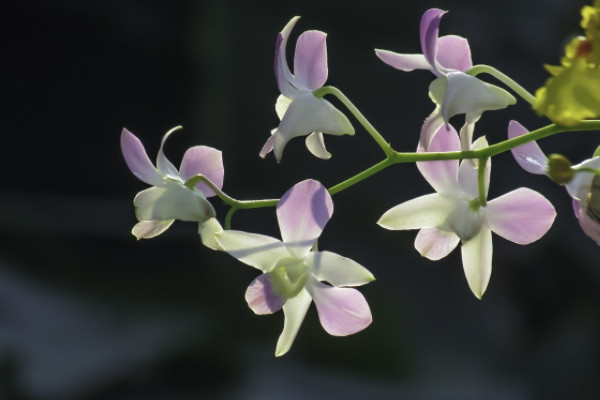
509 120 600 244
121 127 224 240
378 123 556 298
260 17 355 162
376 8 515 149
215 179 373 356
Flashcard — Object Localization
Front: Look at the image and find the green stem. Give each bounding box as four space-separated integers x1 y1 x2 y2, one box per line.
225 207 238 230
328 158 395 195
313 86 394 157
215 120 600 228
478 158 487 207
467 64 537 105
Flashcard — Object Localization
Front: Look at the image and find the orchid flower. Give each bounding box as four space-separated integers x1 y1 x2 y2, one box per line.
121 127 224 240
376 8 515 149
509 120 600 244
215 179 373 356
259 17 354 162
378 123 556 298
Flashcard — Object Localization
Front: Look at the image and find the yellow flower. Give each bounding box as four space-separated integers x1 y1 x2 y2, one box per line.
534 2 600 126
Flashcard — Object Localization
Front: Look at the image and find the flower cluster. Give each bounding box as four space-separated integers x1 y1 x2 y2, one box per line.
122 4 600 356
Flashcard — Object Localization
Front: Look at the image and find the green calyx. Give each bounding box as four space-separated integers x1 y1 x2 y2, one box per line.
469 197 482 212
269 258 309 300
547 154 574 184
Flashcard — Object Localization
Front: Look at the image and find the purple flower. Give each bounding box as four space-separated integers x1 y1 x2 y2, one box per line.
260 17 354 162
378 123 556 298
121 127 224 239
509 120 600 244
216 179 373 356
376 9 515 149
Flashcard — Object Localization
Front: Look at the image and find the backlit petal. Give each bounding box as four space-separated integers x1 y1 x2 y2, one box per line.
294 30 328 90
436 35 472 72
414 227 460 260
275 289 312 356
308 280 372 336
198 217 223 251
460 226 493 299
275 17 301 98
374 49 431 72
417 120 460 193
245 274 285 315
131 219 174 239
133 183 215 222
420 8 446 75
306 250 374 287
378 193 453 230
179 146 224 197
430 72 516 124
156 127 180 179
507 121 548 175
277 179 333 258
418 106 446 150
215 230 290 272
259 130 276 159
305 132 331 159
486 188 556 244
120 128 162 186
275 94 292 120
273 94 354 162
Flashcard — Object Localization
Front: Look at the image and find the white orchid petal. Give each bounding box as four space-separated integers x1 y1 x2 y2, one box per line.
120 128 163 186
306 251 374 287
485 188 556 244
215 230 291 272
305 132 331 159
507 121 548 175
259 130 276 159
131 219 174 239
430 72 516 124
294 30 328 90
198 218 224 251
436 35 472 72
245 274 285 315
179 146 224 197
273 94 354 162
375 49 431 72
414 227 460 260
307 280 372 336
133 183 215 223
460 226 493 299
275 289 312 356
156 127 181 179
277 179 333 258
378 193 453 230
417 121 460 193
275 94 293 121
418 106 446 151
275 16 302 98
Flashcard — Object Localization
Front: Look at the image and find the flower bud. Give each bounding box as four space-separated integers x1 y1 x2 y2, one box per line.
547 153 574 184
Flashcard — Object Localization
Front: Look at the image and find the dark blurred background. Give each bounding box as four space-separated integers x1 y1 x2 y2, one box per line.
1 0 599 399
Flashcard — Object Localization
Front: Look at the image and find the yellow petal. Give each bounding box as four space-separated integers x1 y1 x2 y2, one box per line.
534 58 600 126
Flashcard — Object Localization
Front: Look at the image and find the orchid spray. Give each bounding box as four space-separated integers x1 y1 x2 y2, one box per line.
122 4 600 356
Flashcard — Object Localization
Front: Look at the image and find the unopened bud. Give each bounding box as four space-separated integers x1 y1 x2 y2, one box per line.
547 153 574 184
